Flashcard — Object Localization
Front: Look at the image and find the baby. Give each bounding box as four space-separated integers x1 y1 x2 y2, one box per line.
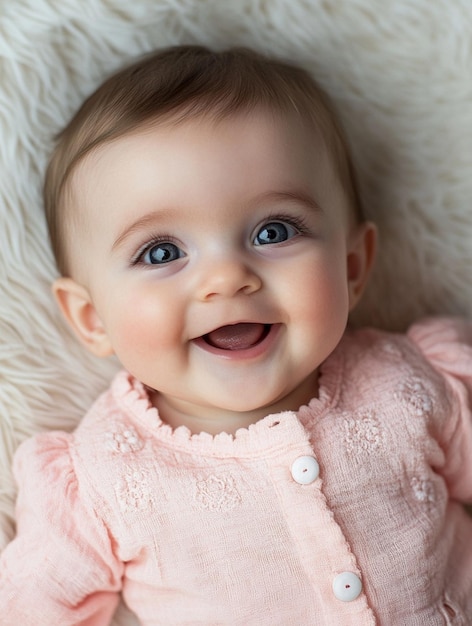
1 45 471 625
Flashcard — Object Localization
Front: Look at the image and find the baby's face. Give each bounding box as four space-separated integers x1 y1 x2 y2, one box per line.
62 109 372 433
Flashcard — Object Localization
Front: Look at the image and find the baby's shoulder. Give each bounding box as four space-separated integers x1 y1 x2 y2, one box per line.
345 316 472 377
337 321 452 409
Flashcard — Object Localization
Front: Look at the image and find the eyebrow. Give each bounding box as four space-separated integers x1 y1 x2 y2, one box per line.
112 189 322 252
252 190 323 213
112 207 176 252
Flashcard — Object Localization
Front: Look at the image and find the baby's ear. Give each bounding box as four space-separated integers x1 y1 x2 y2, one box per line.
52 277 114 357
346 221 377 310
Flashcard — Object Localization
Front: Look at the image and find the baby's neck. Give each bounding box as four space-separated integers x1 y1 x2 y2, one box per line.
153 396 259 436
150 372 319 437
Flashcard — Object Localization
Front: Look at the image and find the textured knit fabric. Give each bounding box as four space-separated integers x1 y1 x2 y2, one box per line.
1 317 472 625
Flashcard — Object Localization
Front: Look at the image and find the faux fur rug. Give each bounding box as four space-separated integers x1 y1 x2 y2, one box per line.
1 1 472 623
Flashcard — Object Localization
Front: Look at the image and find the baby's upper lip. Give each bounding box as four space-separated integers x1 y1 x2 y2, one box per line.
194 320 272 340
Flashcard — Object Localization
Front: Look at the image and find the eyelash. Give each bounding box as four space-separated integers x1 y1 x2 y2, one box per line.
131 234 182 266
130 213 312 266
259 213 311 236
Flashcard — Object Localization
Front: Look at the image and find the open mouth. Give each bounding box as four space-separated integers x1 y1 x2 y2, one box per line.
202 323 272 352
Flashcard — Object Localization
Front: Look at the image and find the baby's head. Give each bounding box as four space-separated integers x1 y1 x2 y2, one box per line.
45 45 376 432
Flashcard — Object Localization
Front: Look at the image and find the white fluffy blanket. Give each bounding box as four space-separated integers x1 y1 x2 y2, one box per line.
1 1 471 623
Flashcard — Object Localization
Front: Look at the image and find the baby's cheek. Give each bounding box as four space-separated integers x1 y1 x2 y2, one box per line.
118 306 173 351
110 297 181 356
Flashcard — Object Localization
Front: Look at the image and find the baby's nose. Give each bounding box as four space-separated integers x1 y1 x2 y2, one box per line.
196 256 262 301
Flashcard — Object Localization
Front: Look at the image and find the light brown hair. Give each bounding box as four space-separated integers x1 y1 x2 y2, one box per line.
44 45 363 276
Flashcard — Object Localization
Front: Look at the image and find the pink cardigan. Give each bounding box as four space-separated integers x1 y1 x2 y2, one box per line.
1 318 472 625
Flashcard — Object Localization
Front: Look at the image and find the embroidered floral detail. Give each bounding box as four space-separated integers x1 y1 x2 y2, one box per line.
105 423 144 454
115 467 155 512
343 410 384 457
195 474 242 512
395 378 433 418
411 476 435 505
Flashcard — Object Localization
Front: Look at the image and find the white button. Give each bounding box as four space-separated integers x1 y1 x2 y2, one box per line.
291 455 319 484
332 572 362 602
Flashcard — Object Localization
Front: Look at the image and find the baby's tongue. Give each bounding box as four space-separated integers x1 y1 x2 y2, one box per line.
205 323 266 351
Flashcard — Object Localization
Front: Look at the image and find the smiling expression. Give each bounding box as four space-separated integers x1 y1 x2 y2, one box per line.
56 109 374 435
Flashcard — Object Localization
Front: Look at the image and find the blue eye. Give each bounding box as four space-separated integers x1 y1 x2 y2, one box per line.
142 242 184 265
254 221 298 246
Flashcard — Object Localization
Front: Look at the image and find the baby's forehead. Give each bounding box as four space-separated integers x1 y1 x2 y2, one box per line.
73 106 337 186
67 106 353 236
73 111 348 227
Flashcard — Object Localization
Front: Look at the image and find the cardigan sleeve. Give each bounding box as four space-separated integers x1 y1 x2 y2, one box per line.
0 431 123 626
408 317 472 502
